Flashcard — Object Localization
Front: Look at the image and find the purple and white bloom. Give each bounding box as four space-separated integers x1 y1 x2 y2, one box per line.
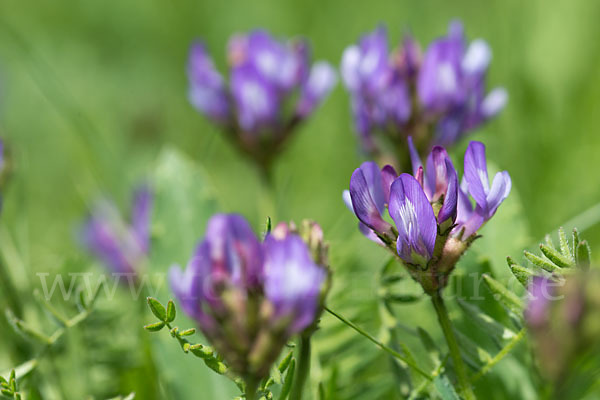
341 21 506 164
419 21 507 146
341 26 411 153
82 185 153 276
344 140 510 289
389 174 437 265
343 161 398 244
188 30 336 167
169 214 327 379
453 141 511 238
407 137 458 226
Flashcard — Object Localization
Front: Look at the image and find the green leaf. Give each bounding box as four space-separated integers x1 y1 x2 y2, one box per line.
190 344 214 359
75 287 87 312
433 375 460 400
539 243 574 268
179 328 196 337
557 227 574 262
33 289 69 327
457 299 516 343
266 217 272 235
416 327 441 366
151 148 219 269
572 228 581 256
144 321 165 332
270 365 283 385
5 310 51 344
381 293 422 304
507 257 535 288
455 330 493 369
278 358 296 400
147 297 167 322
278 350 294 374
523 251 558 273
203 358 228 375
166 300 176 323
482 274 524 315
576 240 592 269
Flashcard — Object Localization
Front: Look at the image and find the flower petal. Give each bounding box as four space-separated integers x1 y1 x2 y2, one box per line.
389 174 437 263
187 42 230 121
230 63 279 133
296 61 337 117
131 185 153 254
481 87 508 119
461 39 491 77
263 234 326 333
483 170 511 219
381 165 398 205
349 162 391 233
437 158 458 224
407 136 424 176
204 214 264 288
463 141 490 209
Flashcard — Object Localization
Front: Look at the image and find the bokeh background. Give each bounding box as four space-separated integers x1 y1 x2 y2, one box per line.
0 0 599 399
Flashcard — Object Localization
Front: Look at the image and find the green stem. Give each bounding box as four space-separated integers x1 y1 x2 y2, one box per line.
325 306 432 381
244 378 259 400
289 335 311 400
430 291 476 400
471 328 526 382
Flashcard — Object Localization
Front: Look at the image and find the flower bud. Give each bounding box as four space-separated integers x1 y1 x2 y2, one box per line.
169 214 328 382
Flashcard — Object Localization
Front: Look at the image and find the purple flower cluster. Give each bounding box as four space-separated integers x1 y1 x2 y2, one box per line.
341 21 507 162
344 140 510 291
169 214 327 379
188 30 337 170
82 186 153 277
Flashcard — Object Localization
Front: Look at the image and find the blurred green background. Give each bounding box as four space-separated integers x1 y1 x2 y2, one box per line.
0 0 599 398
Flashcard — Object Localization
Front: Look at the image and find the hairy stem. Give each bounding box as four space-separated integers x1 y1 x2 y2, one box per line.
472 328 527 382
430 291 476 400
325 306 432 380
289 335 311 400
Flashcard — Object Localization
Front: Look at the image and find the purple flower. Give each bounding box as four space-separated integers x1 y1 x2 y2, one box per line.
341 21 507 164
407 137 458 226
82 185 153 276
344 140 510 288
525 276 555 328
188 30 336 166
389 174 437 265
169 214 327 378
188 43 230 123
341 27 411 152
344 162 397 243
453 141 511 238
418 21 507 146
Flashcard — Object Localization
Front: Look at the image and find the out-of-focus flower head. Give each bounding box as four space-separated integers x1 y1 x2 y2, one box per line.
343 140 510 293
82 185 153 277
341 21 507 169
169 214 328 381
526 271 600 382
188 30 337 175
